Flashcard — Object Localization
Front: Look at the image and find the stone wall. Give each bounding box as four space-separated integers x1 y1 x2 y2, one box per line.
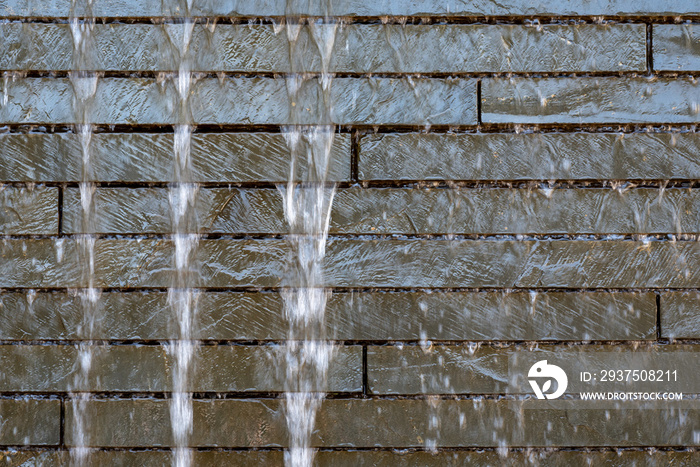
1 1 700 465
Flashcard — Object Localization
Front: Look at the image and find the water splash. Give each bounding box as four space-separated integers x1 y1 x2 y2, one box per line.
67 0 99 465
164 5 199 466
281 5 338 465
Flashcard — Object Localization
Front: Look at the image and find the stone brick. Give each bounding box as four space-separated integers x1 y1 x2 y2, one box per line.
2 1 699 17
359 132 700 181
3 238 700 288
482 78 700 124
0 23 645 73
0 133 350 183
654 24 700 71
64 398 700 447
367 344 699 395
64 187 700 235
0 344 361 393
661 291 700 339
0 78 476 125
0 290 654 341
0 399 60 446
2 450 699 467
0 186 57 235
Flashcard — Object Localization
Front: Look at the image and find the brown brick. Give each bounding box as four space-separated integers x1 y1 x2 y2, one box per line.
367 344 700 395
64 398 700 447
0 451 283 466
661 291 700 339
0 133 350 183
0 24 644 73
482 77 700 124
359 132 700 181
0 186 57 234
3 238 700 288
654 24 700 71
0 78 476 125
0 345 361 393
0 399 60 446
0 290 654 342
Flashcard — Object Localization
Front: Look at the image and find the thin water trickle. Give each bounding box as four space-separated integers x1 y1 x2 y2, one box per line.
68 0 99 465
164 5 199 466
281 5 338 466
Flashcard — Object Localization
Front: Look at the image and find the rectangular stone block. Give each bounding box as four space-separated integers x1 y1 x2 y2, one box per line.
3 449 697 466
661 291 700 339
359 132 700 181
0 78 476 125
3 238 700 288
0 399 60 445
2 1 699 17
0 290 654 342
64 187 700 235
0 185 57 234
0 344 361 393
654 24 700 71
367 344 697 395
64 398 700 447
0 133 350 183
482 77 700 124
0 23 644 73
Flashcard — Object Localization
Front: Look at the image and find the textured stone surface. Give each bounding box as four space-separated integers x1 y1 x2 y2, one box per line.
0 400 60 446
3 238 700 288
0 345 361 392
654 24 700 71
359 132 700 181
64 187 700 235
64 398 700 447
0 133 350 183
1 1 699 17
661 291 700 339
0 291 655 341
3 450 698 466
367 344 700 395
0 185 57 234
482 78 700 124
0 78 476 125
0 23 645 73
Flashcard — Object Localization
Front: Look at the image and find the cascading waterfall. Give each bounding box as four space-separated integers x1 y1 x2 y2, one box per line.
281 4 338 466
68 0 99 465
163 3 198 466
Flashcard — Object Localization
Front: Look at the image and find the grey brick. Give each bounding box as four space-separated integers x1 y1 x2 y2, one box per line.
482 77 700 124
0 77 476 125
4 238 700 288
0 399 60 446
654 24 700 71
0 345 361 393
2 1 699 17
64 399 700 447
64 187 700 235
0 23 644 73
359 132 700 181
367 344 699 395
0 291 654 341
661 291 700 339
0 186 57 234
0 133 350 183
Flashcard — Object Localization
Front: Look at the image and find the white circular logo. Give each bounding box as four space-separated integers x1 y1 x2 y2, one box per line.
528 360 568 400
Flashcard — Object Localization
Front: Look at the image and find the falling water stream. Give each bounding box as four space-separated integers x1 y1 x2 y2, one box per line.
69 0 99 465
163 3 198 466
281 3 338 466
